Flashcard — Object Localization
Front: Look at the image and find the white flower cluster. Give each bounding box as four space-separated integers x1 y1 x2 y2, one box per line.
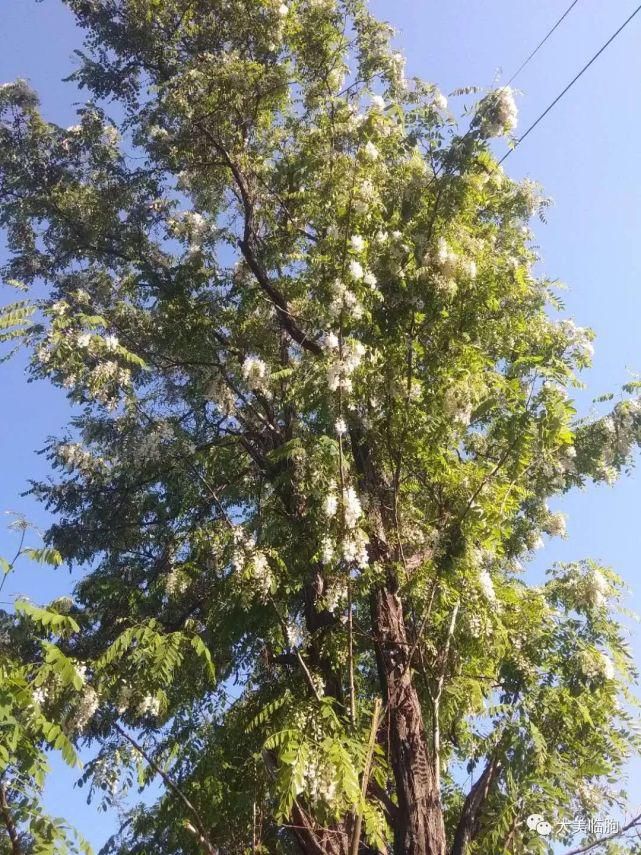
324 577 348 613
323 482 369 568
478 568 496 602
304 751 338 804
329 278 363 320
89 360 132 409
325 337 366 393
324 481 362 528
168 210 210 253
56 442 106 479
165 568 189 596
68 686 99 734
543 511 567 538
578 649 615 682
137 694 161 717
241 355 270 391
341 528 369 567
477 87 518 138
559 319 595 361
232 531 274 601
286 622 306 648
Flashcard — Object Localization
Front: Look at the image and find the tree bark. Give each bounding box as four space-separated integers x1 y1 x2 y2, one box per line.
372 587 446 855
0 781 22 855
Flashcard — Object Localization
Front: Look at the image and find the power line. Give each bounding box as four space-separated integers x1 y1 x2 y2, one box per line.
500 2 641 164
506 0 583 86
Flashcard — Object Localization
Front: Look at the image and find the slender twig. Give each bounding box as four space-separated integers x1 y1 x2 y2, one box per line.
561 812 641 855
350 698 383 855
112 723 217 855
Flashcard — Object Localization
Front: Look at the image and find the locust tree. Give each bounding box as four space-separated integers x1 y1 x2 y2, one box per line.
1 1 641 854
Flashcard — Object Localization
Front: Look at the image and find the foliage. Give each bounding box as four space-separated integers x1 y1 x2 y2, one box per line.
1 1 641 853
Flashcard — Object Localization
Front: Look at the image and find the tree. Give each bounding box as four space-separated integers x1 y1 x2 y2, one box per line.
0 525 91 854
1 1 641 853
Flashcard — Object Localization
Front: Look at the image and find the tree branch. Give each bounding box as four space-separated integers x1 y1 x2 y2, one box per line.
560 812 641 855
0 780 22 855
112 723 217 855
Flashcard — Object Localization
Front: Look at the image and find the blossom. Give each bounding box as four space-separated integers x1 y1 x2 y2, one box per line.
277 2 289 15
286 622 305 648
320 535 335 565
69 686 99 733
478 568 496 601
349 259 364 280
433 91 447 111
335 417 348 436
321 331 340 351
600 652 615 681
325 577 347 612
434 237 458 277
77 333 92 348
545 512 567 538
137 694 161 717
362 141 380 161
370 95 385 112
343 486 362 529
242 356 269 390
350 235 366 253
477 87 518 137
104 334 119 351
363 271 377 288
341 528 369 568
324 483 339 517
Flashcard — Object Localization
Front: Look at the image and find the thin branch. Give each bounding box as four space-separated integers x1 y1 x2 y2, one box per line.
112 723 217 855
561 812 641 855
350 698 383 855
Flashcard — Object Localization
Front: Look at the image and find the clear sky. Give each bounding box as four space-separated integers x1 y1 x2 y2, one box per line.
2 0 641 850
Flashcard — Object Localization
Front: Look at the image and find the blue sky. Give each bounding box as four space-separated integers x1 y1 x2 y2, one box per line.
2 0 641 850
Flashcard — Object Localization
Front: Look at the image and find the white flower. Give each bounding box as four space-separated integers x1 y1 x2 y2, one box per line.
600 653 615 681
478 87 518 138
104 334 119 351
478 568 496 602
434 237 458 277
463 259 477 280
349 259 364 280
69 686 99 733
341 528 369 568
324 483 339 517
370 95 385 112
321 535 335 565
335 417 348 436
545 512 567 538
77 333 92 348
375 230 389 243
363 271 377 288
362 141 380 161
433 91 447 111
32 686 47 706
321 331 340 351
343 486 362 529
350 235 366 253
137 694 161 717
278 2 289 15
325 577 347 612
241 356 269 390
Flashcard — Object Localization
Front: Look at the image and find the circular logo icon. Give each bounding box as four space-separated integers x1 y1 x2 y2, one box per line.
536 820 552 836
526 814 545 831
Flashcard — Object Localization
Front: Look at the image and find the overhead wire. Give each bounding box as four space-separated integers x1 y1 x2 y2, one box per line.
505 0 584 86
500 2 641 164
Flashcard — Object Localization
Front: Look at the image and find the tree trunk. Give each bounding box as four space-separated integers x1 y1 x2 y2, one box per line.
372 587 446 855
